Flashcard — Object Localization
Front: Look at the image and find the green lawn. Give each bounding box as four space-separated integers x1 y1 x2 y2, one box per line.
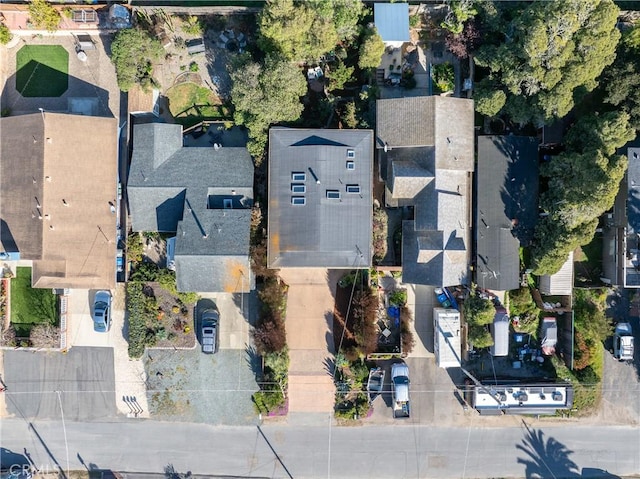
166 82 232 128
10 267 58 337
16 45 69 97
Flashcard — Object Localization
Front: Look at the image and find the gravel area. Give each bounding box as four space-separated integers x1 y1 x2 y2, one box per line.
144 348 259 425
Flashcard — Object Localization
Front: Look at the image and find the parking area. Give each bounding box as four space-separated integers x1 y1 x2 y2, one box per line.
367 357 468 426
3 346 116 421
143 348 259 425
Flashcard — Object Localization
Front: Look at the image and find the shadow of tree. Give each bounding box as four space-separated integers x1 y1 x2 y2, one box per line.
516 421 579 478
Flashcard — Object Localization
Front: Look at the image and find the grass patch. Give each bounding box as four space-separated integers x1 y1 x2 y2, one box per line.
574 236 602 285
16 45 68 97
10 267 58 337
166 82 232 128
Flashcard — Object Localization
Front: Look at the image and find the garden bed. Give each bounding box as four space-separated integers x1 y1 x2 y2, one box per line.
146 282 196 349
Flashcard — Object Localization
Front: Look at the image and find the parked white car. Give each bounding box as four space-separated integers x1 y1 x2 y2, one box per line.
614 323 634 362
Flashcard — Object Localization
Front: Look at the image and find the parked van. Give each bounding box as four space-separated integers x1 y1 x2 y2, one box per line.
490 310 509 357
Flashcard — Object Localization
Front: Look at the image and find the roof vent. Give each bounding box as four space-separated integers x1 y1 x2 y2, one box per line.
45 176 52 182
62 199 69 207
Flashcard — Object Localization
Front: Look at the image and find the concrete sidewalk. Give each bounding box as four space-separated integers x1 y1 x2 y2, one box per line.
279 269 339 415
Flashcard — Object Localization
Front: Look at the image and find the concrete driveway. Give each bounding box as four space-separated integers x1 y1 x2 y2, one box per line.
278 269 339 419
196 291 254 351
2 346 116 421
66 286 149 418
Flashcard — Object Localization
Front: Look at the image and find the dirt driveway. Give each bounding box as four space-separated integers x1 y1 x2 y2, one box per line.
0 33 120 118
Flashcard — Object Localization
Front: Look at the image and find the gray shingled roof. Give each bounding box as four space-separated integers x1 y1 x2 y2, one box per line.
128 122 254 293
390 160 433 199
476 136 539 291
267 128 374 268
376 96 474 171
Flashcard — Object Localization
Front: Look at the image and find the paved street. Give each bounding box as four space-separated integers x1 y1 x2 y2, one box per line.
0 418 638 478
2 347 116 421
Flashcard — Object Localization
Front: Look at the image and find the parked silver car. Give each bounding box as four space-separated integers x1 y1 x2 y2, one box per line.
201 308 219 354
92 290 112 332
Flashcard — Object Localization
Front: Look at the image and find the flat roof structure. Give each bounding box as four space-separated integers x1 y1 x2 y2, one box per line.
473 382 573 415
476 136 539 291
433 308 461 368
374 3 410 46
0 112 117 289
267 128 374 269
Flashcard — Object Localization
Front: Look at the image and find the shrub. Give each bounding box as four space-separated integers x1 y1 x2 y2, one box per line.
182 15 203 36
28 0 60 32
432 63 455 93
30 323 59 348
126 232 144 264
400 306 415 355
253 315 287 355
189 61 199 72
258 277 287 314
468 323 493 349
350 289 378 356
372 207 388 263
252 384 284 415
508 287 540 335
126 282 158 358
389 288 407 307
264 347 289 385
110 28 163 92
1 324 16 347
0 22 12 45
463 293 496 326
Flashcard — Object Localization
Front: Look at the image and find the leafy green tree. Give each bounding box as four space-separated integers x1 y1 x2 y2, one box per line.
181 15 203 36
230 55 307 161
602 24 640 130
468 324 493 349
258 0 343 62
110 28 163 92
341 101 358 128
474 81 506 117
531 112 633 274
307 0 365 42
28 0 61 32
0 22 12 45
475 0 620 124
463 294 496 326
328 61 354 92
441 0 477 35
359 27 385 71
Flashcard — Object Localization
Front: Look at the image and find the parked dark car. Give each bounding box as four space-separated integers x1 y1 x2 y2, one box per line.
201 309 219 354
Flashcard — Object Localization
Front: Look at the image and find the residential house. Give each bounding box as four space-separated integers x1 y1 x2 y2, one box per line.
267 128 374 269
0 112 117 289
376 96 474 287
127 123 254 293
623 147 640 287
476 136 539 291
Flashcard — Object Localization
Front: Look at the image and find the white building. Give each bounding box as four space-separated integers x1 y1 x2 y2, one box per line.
433 308 461 368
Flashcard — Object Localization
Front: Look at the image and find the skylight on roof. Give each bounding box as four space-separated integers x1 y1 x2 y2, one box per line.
292 172 306 181
346 160 355 170
346 185 360 194
291 184 306 193
347 149 355 158
291 196 306 205
326 190 340 199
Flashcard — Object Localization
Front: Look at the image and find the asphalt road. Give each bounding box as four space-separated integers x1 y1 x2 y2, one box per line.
3 347 116 421
0 419 638 479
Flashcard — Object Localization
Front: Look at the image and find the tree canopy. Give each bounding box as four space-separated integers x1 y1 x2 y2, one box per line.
602 23 640 130
531 112 634 275
358 27 385 71
110 28 163 92
257 0 364 62
28 0 61 32
230 55 307 161
475 0 620 124
0 22 12 45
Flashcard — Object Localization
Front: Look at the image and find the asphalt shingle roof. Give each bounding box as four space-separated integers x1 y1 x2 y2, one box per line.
128 122 254 293
476 135 539 291
267 128 374 268
1 113 117 289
